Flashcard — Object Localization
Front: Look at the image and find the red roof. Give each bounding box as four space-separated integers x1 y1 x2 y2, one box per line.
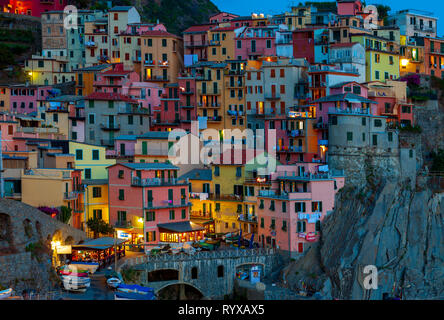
141 30 179 38
183 24 215 33
85 92 138 103
212 26 238 32
101 64 132 76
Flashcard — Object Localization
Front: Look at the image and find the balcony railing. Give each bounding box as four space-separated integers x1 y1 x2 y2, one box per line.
100 123 120 130
131 176 187 187
274 145 303 153
115 220 132 228
184 40 209 47
225 81 243 88
64 191 78 200
209 193 243 201
207 116 222 122
265 93 280 100
238 214 257 223
145 200 190 209
287 129 305 137
328 107 370 115
198 89 220 95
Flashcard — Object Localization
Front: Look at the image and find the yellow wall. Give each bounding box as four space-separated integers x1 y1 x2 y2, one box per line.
69 142 116 180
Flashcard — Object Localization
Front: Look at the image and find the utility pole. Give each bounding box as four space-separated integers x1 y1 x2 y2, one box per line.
0 130 4 198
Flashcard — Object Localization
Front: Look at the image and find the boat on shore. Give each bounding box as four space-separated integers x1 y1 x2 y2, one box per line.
114 284 155 300
61 275 91 292
107 277 122 289
0 288 13 300
69 261 99 274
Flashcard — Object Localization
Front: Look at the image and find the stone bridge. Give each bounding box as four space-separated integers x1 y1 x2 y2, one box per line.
0 199 86 255
120 248 279 299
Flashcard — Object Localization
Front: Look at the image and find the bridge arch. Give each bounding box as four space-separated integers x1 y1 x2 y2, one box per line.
156 282 205 300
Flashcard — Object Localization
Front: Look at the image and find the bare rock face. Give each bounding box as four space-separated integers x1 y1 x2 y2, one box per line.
284 181 444 300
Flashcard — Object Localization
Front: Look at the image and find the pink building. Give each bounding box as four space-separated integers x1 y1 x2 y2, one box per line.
108 163 204 250
336 0 363 16
257 164 344 255
0 113 18 151
9 84 53 115
235 25 280 60
209 12 239 24
183 24 215 62
108 134 137 159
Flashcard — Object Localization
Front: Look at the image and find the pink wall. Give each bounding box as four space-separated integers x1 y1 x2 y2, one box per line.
1 0 67 17
10 85 52 114
235 37 276 60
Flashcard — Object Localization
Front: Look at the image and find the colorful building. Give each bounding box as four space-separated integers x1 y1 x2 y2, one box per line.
107 163 203 249
69 141 116 180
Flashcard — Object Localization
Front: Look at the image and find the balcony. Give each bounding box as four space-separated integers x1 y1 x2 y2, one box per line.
69 109 85 120
198 89 220 96
131 176 188 187
265 93 280 100
328 107 370 115
115 220 132 229
64 191 78 200
209 193 243 201
133 56 142 62
287 129 305 137
181 89 194 95
225 81 244 88
247 48 265 55
275 145 303 153
144 60 155 66
198 102 220 108
145 200 191 210
207 116 222 122
318 139 328 146
185 40 209 47
313 122 328 130
238 214 257 223
100 123 120 131
144 75 169 82
208 40 221 46
85 41 97 48
73 204 85 213
101 139 114 147
180 105 195 109
227 110 244 117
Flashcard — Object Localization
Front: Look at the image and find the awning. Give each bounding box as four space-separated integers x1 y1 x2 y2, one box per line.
157 221 205 233
72 237 127 250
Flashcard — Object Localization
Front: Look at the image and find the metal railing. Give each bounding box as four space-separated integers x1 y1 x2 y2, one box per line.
115 220 132 228
131 176 187 187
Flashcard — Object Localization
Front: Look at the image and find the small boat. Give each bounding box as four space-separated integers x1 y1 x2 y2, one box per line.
114 284 155 300
0 288 13 300
59 265 89 277
107 277 122 289
70 261 99 274
105 268 119 280
61 275 91 292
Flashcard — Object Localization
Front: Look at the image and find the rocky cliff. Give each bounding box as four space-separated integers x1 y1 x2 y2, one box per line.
283 78 444 300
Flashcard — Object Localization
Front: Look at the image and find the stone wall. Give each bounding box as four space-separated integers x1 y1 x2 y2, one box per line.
0 199 87 294
125 249 279 299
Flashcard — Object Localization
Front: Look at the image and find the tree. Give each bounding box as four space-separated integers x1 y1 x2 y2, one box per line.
59 206 72 224
86 218 115 238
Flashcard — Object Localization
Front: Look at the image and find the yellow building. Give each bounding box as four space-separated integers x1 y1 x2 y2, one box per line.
351 34 400 82
207 25 237 62
74 64 113 96
211 162 245 234
83 179 110 236
223 61 247 133
24 55 74 86
140 30 184 84
69 141 116 180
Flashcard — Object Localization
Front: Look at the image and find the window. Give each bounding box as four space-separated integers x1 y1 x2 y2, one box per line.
217 265 224 278
182 209 186 219
93 209 102 220
311 201 322 212
347 132 353 141
372 134 378 146
92 150 99 160
260 217 264 228
375 71 380 80
162 39 167 47
84 168 91 180
147 190 153 207
409 149 413 158
236 167 242 177
118 211 126 222
146 231 156 242
169 210 175 220
295 202 306 212
259 199 264 209
118 170 124 179
270 200 275 211
191 267 198 279
75 149 83 160
128 115 133 125
374 119 382 127
92 187 101 198
388 131 393 142
282 201 287 213
362 117 366 126
270 69 275 78
297 221 306 233
119 189 124 200
214 166 219 176
282 220 287 232
331 116 337 125
89 114 95 124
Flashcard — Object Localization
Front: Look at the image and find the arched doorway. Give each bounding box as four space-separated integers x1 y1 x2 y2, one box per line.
0 213 15 254
157 283 204 300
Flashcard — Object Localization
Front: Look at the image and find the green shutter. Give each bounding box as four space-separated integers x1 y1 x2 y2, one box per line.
142 141 147 155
